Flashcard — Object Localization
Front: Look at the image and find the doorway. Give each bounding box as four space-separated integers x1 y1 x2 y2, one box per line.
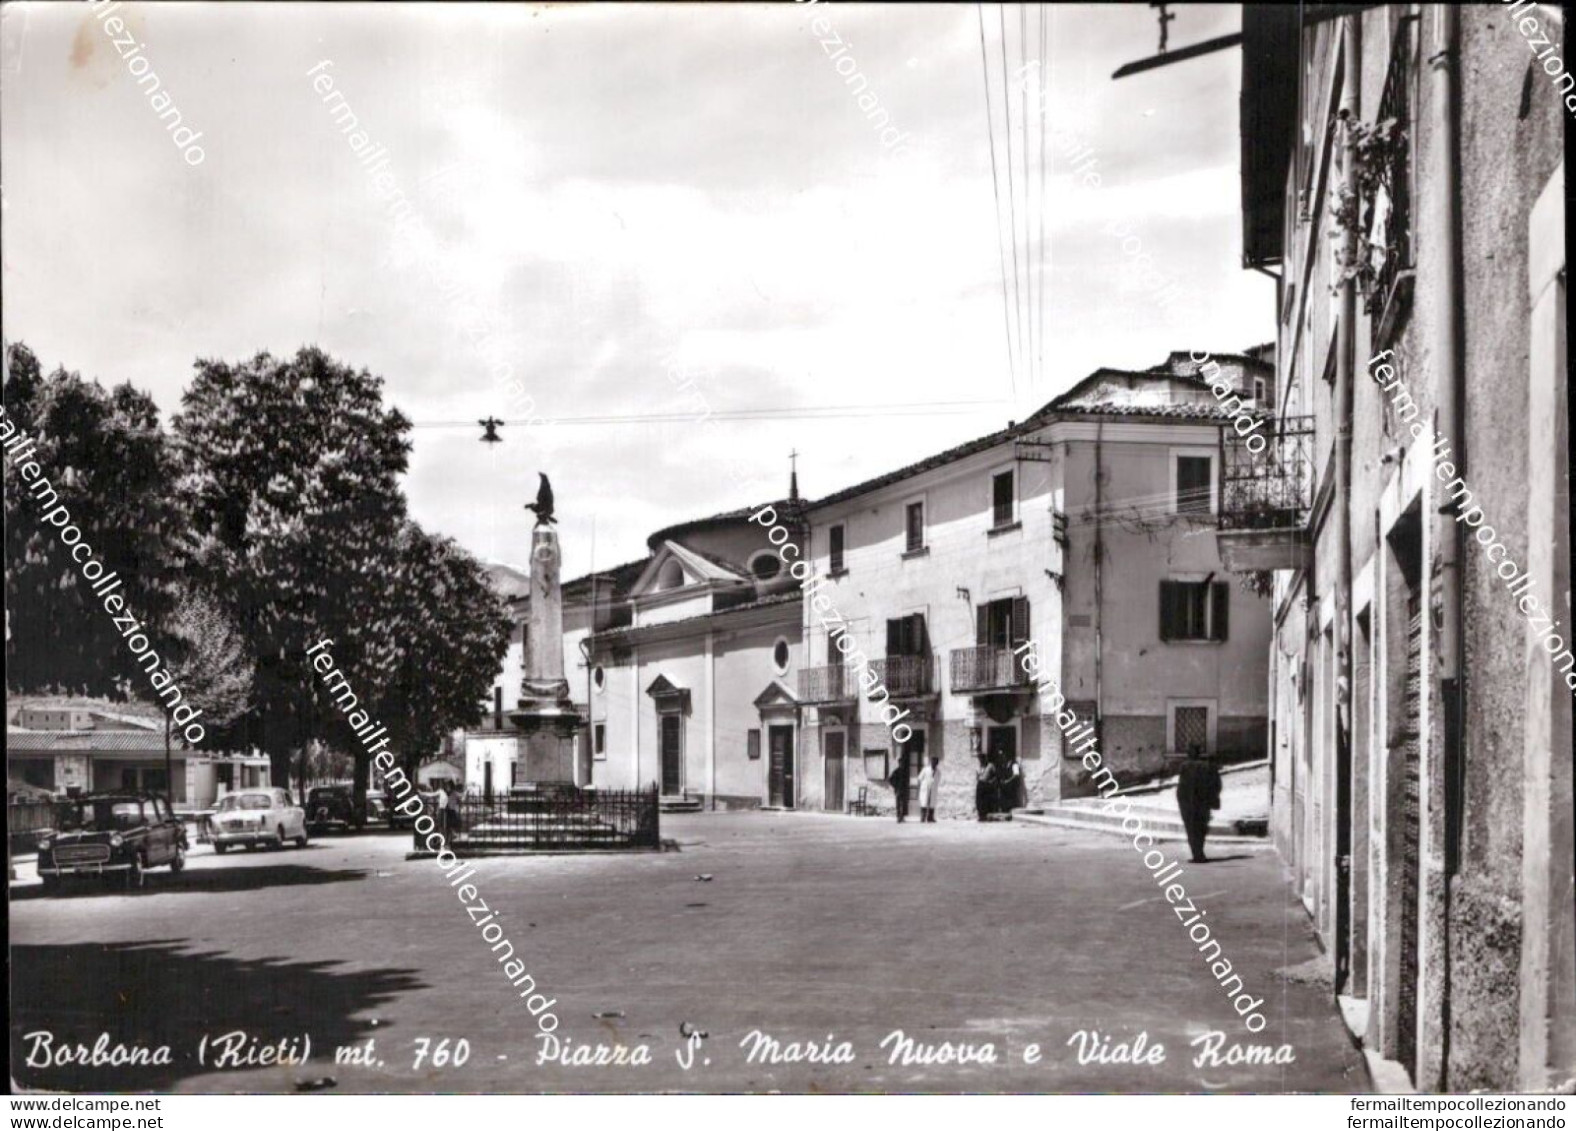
768 725 795 809
660 714 683 795
823 730 845 812
987 725 1018 810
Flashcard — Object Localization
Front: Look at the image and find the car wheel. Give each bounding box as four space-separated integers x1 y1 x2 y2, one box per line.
214 842 229 855
276 825 287 850
41 874 61 893
125 853 145 891
170 845 186 873
296 828 309 848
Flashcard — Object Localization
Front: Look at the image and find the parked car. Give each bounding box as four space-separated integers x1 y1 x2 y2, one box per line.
210 788 308 852
305 784 364 834
37 792 187 891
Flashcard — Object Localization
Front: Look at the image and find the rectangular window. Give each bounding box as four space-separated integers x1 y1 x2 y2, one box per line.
976 596 1029 649
885 613 928 657
747 728 762 760
1173 705 1210 755
593 723 606 758
1159 580 1230 642
992 470 1016 527
905 501 925 552
1175 456 1213 514
828 524 845 574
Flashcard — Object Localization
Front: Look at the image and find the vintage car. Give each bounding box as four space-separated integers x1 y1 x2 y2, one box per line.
305 784 363 834
209 788 308 852
37 793 187 890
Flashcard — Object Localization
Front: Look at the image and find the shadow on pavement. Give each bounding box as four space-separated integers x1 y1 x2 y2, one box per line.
10 939 425 1092
9 865 370 902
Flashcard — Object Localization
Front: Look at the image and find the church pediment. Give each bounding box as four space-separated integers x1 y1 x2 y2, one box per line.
631 540 747 600
646 674 691 712
752 679 799 711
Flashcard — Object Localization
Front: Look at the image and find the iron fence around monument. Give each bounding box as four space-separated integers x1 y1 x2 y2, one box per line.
414 785 661 852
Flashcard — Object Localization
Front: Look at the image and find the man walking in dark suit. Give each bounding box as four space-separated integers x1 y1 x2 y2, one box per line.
1176 745 1222 863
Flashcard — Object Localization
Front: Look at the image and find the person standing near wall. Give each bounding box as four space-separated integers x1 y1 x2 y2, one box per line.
888 755 911 823
975 755 996 822
999 755 1023 819
1176 745 1222 863
916 755 939 823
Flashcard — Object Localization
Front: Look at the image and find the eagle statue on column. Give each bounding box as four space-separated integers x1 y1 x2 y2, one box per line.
524 473 556 526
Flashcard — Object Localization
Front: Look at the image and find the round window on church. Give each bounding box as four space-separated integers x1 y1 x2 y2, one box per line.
772 638 791 675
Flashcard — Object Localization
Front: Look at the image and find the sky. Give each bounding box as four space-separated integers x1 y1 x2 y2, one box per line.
1 1 1272 580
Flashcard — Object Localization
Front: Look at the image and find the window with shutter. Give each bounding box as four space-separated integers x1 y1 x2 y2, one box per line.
1160 580 1227 642
886 618 903 658
747 728 761 760
992 470 1015 526
1011 596 1030 645
910 613 929 655
976 603 990 646
829 525 845 573
905 501 925 552
1175 455 1213 514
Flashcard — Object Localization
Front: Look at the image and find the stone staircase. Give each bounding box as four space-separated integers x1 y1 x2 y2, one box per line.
413 790 662 854
1015 761 1272 846
456 812 649 852
658 795 704 814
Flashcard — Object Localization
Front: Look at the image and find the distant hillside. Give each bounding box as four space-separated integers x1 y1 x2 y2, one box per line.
482 561 533 600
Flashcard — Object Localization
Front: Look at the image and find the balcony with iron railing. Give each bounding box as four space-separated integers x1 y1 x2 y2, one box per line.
798 664 854 704
866 654 933 698
1216 416 1317 572
949 645 1033 694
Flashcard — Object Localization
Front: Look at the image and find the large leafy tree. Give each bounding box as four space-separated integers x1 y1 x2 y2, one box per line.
3 343 182 695
354 521 513 807
154 587 255 785
171 347 412 791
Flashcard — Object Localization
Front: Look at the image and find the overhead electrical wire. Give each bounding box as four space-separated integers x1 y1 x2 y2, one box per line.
1020 2 1034 390
997 4 1025 385
978 5 1051 401
410 400 1013 430
1037 4 1049 390
977 3 1018 400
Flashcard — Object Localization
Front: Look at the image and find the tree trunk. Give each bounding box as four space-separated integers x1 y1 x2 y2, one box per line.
164 712 174 807
353 752 371 826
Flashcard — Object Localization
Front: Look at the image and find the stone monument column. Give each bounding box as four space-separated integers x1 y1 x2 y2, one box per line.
523 527 568 700
511 523 582 785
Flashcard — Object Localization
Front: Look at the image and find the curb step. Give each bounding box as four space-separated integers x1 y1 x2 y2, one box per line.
1047 799 1268 836
1015 809 1271 846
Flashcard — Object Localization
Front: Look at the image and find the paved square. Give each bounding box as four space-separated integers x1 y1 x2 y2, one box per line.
9 812 1369 1093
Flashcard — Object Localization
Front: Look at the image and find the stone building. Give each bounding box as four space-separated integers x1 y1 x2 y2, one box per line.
795 350 1274 819
1222 3 1572 1090
6 701 271 810
462 497 804 809
583 499 805 808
